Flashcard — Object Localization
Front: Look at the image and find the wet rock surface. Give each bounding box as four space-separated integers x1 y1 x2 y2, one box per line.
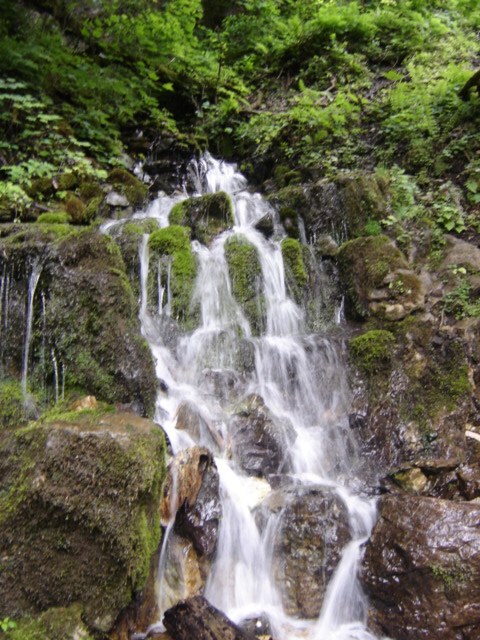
0 413 166 634
262 485 351 618
229 394 296 478
361 494 480 640
163 595 260 640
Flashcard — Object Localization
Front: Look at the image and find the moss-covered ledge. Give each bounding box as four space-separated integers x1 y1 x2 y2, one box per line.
0 412 166 636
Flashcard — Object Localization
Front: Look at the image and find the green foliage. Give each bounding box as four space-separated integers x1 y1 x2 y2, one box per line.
37 212 71 225
444 279 480 319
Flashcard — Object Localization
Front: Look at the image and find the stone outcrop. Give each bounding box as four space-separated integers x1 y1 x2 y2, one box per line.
361 494 480 640
0 412 166 635
0 225 156 415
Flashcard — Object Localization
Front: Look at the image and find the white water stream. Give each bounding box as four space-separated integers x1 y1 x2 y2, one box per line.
109 154 380 640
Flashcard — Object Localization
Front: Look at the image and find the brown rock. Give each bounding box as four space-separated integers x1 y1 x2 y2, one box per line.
361 494 480 639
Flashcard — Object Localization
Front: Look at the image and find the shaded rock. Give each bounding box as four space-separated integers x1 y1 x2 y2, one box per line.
169 192 234 245
163 595 259 640
337 235 424 320
229 394 296 478
269 486 351 618
0 414 166 634
175 401 224 451
361 494 480 640
254 211 275 238
161 533 204 611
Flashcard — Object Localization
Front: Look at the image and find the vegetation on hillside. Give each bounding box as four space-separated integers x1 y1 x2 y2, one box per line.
0 0 479 242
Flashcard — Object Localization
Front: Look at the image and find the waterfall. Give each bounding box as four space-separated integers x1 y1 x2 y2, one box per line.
108 154 379 640
21 259 42 397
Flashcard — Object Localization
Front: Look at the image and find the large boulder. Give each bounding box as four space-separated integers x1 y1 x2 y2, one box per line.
169 192 234 246
361 494 480 639
259 486 351 618
229 394 296 478
0 412 166 635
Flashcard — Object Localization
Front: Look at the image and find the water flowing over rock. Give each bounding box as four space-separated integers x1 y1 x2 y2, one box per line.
361 494 480 640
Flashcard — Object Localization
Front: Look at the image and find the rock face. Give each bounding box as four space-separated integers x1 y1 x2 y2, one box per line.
361 494 480 640
0 226 156 415
229 394 296 478
159 448 222 610
0 412 166 634
163 595 259 640
260 486 351 618
169 192 234 245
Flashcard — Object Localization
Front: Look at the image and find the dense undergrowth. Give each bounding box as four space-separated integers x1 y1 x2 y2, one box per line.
0 0 480 239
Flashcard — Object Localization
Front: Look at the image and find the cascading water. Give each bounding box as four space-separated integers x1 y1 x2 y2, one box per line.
21 259 42 398
108 154 380 640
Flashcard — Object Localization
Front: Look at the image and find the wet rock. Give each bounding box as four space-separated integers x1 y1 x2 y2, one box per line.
254 211 275 238
163 595 259 640
174 455 222 558
361 494 480 640
169 192 234 245
69 395 98 411
269 486 351 618
239 614 272 637
161 533 205 611
106 191 130 207
0 414 166 634
175 401 224 451
229 394 296 478
160 447 222 559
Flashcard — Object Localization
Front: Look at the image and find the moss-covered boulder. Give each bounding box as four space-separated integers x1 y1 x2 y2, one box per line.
0 226 156 415
0 412 166 634
3 604 92 640
337 234 424 320
0 379 28 428
107 167 148 208
148 225 198 329
281 238 308 305
169 192 234 245
224 234 265 335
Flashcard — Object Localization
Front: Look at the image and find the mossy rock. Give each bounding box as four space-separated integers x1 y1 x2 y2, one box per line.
26 177 54 199
3 603 93 640
224 234 265 335
0 379 27 428
64 195 87 225
107 167 148 207
0 228 156 415
36 211 71 225
55 173 78 192
78 182 104 202
349 330 396 377
336 172 389 238
337 235 410 319
169 192 234 245
281 238 308 304
0 416 166 634
148 225 198 329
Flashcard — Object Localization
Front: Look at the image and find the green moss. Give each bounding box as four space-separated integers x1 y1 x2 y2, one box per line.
339 172 389 237
78 182 104 202
224 234 265 334
0 379 27 428
281 238 307 304
148 225 198 328
169 192 234 245
36 211 71 224
107 167 148 206
64 195 87 224
124 219 158 236
55 173 78 191
337 235 408 319
83 195 102 223
26 177 53 199
4 604 93 640
349 330 395 376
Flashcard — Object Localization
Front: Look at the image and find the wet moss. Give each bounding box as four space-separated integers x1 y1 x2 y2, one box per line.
349 330 396 376
338 172 389 238
83 195 103 223
55 173 78 192
0 379 27 429
4 604 93 640
36 212 71 225
148 225 198 328
64 195 87 225
169 192 234 245
224 234 265 335
281 238 307 304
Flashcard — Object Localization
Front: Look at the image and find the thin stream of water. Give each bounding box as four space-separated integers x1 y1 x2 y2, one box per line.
111 154 379 640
